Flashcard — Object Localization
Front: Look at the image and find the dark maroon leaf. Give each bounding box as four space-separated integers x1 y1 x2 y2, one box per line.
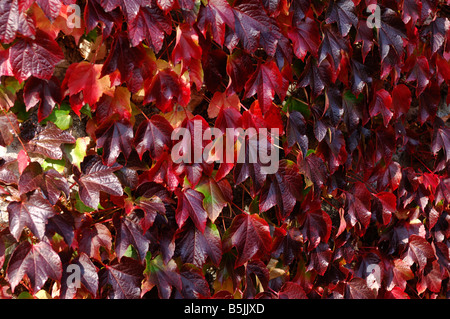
113 213 150 261
271 226 302 265
95 119 134 166
74 155 123 209
259 159 303 220
298 153 328 195
306 242 332 275
286 111 308 156
19 162 69 205
243 260 269 299
25 122 75 159
78 223 112 261
8 190 55 241
318 24 348 70
0 0 35 44
299 209 332 251
134 115 173 160
432 122 450 163
84 0 122 37
298 57 334 98
403 234 435 271
143 68 190 112
176 220 222 267
278 282 308 299
100 0 150 23
177 264 211 298
378 8 406 63
135 195 166 232
421 17 449 55
197 0 235 46
0 112 19 147
7 241 62 294
226 49 254 95
128 5 172 51
230 0 283 56
222 213 272 267
345 182 372 234
142 254 182 299
325 0 358 37
23 76 62 122
99 257 145 299
345 277 376 299
175 188 207 233
60 253 99 299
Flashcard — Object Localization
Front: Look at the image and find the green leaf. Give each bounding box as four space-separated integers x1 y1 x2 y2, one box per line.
124 244 139 260
286 96 310 119
64 137 90 170
74 192 96 213
41 103 73 130
42 158 65 173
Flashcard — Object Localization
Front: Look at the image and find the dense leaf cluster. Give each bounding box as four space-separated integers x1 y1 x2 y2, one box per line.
0 0 449 299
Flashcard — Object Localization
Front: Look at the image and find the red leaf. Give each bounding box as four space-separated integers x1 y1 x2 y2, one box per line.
10 30 63 82
369 89 393 127
63 62 110 114
288 17 320 61
222 213 272 267
143 68 190 112
35 0 63 21
7 241 62 294
392 84 411 120
171 24 202 69
244 60 284 114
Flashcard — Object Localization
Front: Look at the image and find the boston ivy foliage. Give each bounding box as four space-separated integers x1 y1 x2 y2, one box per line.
0 0 449 299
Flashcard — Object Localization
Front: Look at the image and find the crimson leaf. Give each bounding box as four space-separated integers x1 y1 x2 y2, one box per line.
23 76 62 122
9 30 64 82
134 115 173 160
